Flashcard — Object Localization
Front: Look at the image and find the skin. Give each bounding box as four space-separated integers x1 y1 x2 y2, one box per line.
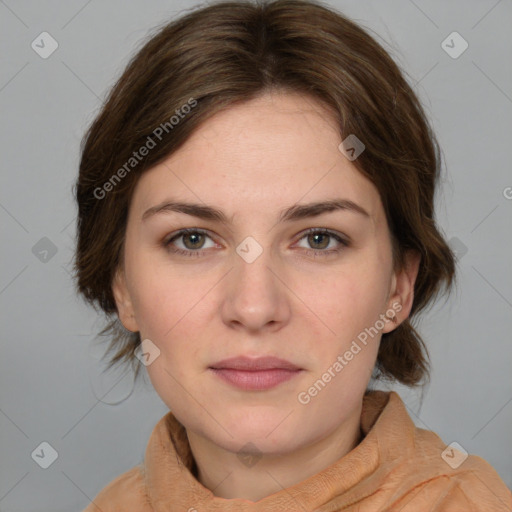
113 91 420 502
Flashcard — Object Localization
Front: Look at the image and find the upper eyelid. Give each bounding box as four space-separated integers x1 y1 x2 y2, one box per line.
166 227 215 243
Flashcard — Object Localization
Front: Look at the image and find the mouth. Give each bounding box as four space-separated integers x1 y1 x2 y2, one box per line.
209 356 303 391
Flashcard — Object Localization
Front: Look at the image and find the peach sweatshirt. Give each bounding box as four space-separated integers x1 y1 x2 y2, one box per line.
83 391 511 511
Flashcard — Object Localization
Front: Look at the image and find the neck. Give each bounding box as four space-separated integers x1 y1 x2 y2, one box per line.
186 405 363 502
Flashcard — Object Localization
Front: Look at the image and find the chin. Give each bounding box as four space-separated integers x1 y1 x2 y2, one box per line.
217 428 301 457
222 411 300 446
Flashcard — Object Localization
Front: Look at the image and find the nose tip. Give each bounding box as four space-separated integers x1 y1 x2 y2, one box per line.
221 245 291 333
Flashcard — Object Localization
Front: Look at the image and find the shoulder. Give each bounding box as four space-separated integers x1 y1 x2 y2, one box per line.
368 392 512 510
82 464 151 512
396 458 512 511
398 414 512 510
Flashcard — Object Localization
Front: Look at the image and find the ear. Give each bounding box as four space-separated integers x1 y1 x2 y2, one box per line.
112 267 140 332
382 250 421 334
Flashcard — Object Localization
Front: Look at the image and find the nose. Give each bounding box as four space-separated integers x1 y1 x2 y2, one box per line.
220 244 291 334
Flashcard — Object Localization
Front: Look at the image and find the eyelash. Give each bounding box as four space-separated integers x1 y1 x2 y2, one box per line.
163 227 350 258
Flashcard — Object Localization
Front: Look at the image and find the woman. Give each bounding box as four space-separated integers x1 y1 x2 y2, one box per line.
74 0 512 510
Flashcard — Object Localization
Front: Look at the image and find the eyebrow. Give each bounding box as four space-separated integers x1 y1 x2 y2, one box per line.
141 198 370 223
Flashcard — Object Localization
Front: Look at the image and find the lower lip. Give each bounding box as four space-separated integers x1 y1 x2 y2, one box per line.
209 368 302 391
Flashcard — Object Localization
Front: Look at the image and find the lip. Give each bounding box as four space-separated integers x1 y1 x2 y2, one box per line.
210 356 301 371
209 356 303 391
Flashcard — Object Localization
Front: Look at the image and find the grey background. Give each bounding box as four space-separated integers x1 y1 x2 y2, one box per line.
1 0 511 510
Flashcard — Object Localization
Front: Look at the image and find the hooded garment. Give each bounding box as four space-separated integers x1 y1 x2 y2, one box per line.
83 391 511 511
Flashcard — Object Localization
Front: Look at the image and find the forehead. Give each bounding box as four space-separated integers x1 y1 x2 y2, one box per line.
131 91 382 224
175 91 341 173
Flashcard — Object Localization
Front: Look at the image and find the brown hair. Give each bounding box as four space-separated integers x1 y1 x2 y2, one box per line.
74 0 455 386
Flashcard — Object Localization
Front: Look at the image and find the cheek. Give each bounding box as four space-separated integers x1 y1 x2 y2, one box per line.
129 264 207 409
294 261 389 340
125 244 202 336
125 252 215 375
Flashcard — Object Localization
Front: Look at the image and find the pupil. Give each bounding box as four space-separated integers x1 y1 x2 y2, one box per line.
309 233 329 249
184 233 204 249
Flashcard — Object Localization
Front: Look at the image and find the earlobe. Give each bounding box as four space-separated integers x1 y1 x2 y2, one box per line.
382 250 421 334
112 268 139 332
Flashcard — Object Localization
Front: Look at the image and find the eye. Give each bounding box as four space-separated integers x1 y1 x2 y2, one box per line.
164 228 217 256
295 228 349 256
163 227 349 258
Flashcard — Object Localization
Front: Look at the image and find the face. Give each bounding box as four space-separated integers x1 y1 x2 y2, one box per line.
113 91 418 456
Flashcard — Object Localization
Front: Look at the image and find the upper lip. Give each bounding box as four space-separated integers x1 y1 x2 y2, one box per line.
209 356 301 371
